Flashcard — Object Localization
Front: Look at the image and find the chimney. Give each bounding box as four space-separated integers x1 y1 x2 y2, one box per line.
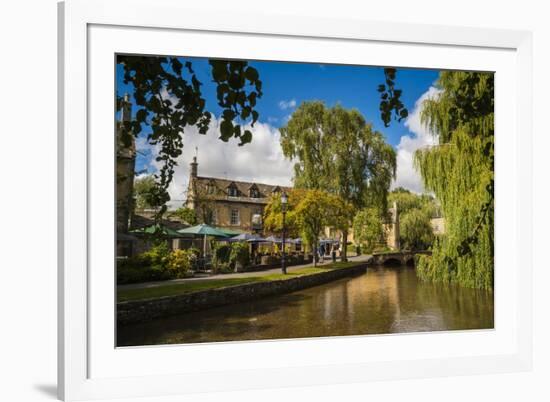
190 156 198 179
120 93 132 122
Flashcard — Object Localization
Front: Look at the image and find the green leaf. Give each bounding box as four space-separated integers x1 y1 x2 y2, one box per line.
245 67 259 82
220 119 234 140
170 58 182 75
240 107 250 119
222 109 236 121
248 92 257 107
251 110 259 124
136 108 148 122
211 61 228 82
239 129 252 145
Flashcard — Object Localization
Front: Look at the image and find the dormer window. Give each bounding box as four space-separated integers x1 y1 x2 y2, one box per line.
206 182 215 195
272 186 281 194
228 183 239 197
249 184 260 198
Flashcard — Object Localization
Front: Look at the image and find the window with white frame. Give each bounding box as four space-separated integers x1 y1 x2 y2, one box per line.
230 209 240 226
211 208 217 224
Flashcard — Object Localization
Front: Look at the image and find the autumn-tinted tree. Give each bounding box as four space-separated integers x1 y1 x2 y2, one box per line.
264 189 352 266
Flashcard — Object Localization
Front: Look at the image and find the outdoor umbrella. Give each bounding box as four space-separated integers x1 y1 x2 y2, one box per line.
229 233 265 242
217 228 243 237
264 235 282 243
177 224 230 256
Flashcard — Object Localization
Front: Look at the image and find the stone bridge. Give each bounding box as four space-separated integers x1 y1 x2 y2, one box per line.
370 251 431 266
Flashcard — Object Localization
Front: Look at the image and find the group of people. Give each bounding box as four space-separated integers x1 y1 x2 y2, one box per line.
317 242 340 264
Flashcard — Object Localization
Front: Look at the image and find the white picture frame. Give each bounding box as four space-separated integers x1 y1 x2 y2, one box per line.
58 0 533 400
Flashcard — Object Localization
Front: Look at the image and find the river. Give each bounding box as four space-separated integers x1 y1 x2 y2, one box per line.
117 265 494 347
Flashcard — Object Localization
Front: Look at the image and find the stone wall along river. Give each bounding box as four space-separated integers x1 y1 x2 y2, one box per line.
117 265 494 347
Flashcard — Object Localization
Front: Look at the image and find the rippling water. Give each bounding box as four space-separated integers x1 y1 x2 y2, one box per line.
117 266 494 346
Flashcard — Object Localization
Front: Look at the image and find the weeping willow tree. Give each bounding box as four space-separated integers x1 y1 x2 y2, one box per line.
414 71 494 290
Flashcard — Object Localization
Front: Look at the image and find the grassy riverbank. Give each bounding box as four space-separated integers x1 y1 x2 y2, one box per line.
117 261 361 302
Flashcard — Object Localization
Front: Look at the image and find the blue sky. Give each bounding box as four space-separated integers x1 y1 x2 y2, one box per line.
116 57 441 204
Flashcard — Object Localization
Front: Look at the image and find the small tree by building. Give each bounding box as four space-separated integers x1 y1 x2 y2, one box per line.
264 189 351 266
353 208 386 253
171 207 198 225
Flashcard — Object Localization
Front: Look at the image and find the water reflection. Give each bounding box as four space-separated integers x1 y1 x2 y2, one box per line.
117 266 494 346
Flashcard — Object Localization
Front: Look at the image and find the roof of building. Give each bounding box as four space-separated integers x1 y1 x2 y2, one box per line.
130 213 190 231
191 176 292 204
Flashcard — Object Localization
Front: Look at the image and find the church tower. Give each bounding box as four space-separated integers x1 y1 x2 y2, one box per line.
186 154 199 210
116 94 136 234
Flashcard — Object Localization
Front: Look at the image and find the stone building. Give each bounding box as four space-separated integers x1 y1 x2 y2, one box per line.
116 94 136 234
185 157 291 233
116 94 137 256
184 156 444 250
385 201 401 250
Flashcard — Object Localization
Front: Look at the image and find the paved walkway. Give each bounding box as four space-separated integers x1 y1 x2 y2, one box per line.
118 254 372 291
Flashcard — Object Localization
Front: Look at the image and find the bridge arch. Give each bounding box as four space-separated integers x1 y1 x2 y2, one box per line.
382 257 403 266
371 251 431 267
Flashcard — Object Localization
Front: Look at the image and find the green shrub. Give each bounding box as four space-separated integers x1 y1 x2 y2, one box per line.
212 243 232 270
116 261 170 284
141 242 171 270
166 249 193 278
230 242 250 268
216 263 234 274
117 243 198 284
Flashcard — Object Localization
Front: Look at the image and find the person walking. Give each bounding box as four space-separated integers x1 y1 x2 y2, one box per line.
331 243 337 263
318 244 325 264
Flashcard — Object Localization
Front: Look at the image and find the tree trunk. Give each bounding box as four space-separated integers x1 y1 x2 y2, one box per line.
342 230 348 262
313 240 318 267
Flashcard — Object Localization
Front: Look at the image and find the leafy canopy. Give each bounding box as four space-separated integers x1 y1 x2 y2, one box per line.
170 207 198 225
353 208 386 253
280 102 396 259
414 71 494 289
133 175 168 210
117 55 263 218
399 208 434 251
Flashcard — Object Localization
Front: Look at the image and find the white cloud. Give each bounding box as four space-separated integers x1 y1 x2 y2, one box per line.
392 86 441 193
278 99 297 110
141 118 294 209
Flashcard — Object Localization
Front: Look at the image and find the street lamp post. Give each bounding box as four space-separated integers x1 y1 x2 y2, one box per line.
281 191 288 274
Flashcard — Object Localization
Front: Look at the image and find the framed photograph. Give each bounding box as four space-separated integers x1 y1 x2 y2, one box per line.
58 0 533 400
